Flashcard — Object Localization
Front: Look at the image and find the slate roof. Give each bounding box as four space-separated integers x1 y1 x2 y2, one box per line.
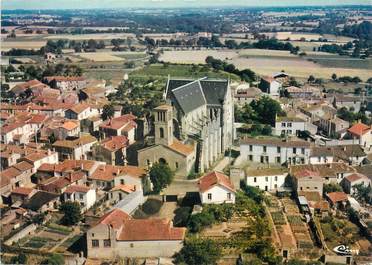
166 78 229 114
171 80 206 114
21 191 59 211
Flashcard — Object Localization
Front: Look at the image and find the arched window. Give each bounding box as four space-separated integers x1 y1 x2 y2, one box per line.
160 127 164 138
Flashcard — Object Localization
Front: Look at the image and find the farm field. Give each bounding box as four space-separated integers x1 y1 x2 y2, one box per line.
77 52 125 62
159 49 372 81
45 33 135 40
1 41 47 51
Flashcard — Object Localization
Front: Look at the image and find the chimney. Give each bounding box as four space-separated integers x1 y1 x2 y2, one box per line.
133 185 136 191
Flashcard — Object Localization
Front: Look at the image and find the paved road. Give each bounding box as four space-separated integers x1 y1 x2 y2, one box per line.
163 179 199 195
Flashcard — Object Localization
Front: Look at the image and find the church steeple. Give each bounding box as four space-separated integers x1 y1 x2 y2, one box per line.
154 105 173 146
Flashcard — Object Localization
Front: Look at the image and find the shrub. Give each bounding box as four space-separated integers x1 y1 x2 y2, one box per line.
173 207 192 227
142 199 163 215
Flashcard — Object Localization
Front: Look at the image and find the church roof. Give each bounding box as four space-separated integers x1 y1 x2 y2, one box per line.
166 78 229 114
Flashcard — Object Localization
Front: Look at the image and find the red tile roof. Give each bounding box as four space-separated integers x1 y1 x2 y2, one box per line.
101 136 128 152
110 184 136 194
99 115 137 131
168 139 194 156
68 103 90 114
98 208 130 229
199 171 235 193
348 122 370 137
345 173 368 183
64 185 91 194
327 191 348 204
90 165 146 181
117 218 186 241
11 187 34 196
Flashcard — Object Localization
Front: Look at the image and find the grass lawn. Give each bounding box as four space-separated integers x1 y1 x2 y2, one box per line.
131 63 240 81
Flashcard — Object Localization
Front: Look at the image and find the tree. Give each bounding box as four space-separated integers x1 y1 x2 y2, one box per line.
101 104 115 120
59 201 82 225
323 183 342 194
332 73 337 81
32 213 46 225
10 253 27 264
308 75 315 83
174 238 222 265
149 162 174 193
250 96 284 125
42 254 64 265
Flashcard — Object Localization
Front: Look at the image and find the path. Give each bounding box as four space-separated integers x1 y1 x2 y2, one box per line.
213 156 230 172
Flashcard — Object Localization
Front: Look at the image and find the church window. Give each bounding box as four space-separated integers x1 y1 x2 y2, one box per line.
160 128 164 138
175 162 179 169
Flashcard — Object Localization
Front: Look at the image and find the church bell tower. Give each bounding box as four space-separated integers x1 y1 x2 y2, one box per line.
154 105 173 146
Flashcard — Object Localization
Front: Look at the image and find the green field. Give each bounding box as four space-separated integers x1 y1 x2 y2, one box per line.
130 63 240 81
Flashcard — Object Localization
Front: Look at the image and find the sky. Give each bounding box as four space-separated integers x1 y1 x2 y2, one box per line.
2 0 372 9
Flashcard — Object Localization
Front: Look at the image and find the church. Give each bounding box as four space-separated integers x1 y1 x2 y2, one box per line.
137 77 234 177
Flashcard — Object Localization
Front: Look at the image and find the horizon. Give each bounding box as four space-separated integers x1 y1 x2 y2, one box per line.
2 0 372 10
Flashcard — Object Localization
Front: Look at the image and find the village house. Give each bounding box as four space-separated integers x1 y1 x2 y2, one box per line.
108 184 137 205
52 134 97 160
1 122 34 144
341 173 371 195
88 164 149 192
285 86 322 99
290 162 356 184
291 169 324 196
138 105 196 176
65 102 100 121
258 76 281 97
94 136 129 166
274 116 307 136
330 94 362 113
40 117 80 141
10 187 37 205
317 114 350 138
35 159 102 184
21 190 60 213
21 149 59 172
245 167 288 192
240 137 311 165
347 122 372 149
86 208 186 259
99 114 137 144
63 185 96 212
43 76 87 91
198 171 236 204
310 145 366 166
234 86 262 106
326 191 349 210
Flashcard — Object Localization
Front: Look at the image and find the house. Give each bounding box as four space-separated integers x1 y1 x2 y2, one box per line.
310 145 366 166
240 137 311 165
332 94 361 113
63 185 96 212
41 117 80 141
10 79 53 97
109 184 137 204
290 162 355 184
285 86 321 99
291 169 324 195
326 191 349 209
245 167 288 192
94 136 129 166
43 76 87 91
274 116 307 136
21 191 60 213
112 189 146 215
35 159 102 184
342 173 371 195
10 187 37 204
99 114 137 143
138 105 196 176
88 164 148 192
86 209 186 259
65 103 99 121
347 122 372 149
234 87 262 106
198 171 236 204
258 76 281 97
21 149 59 172
40 176 72 194
52 134 97 160
298 191 329 217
